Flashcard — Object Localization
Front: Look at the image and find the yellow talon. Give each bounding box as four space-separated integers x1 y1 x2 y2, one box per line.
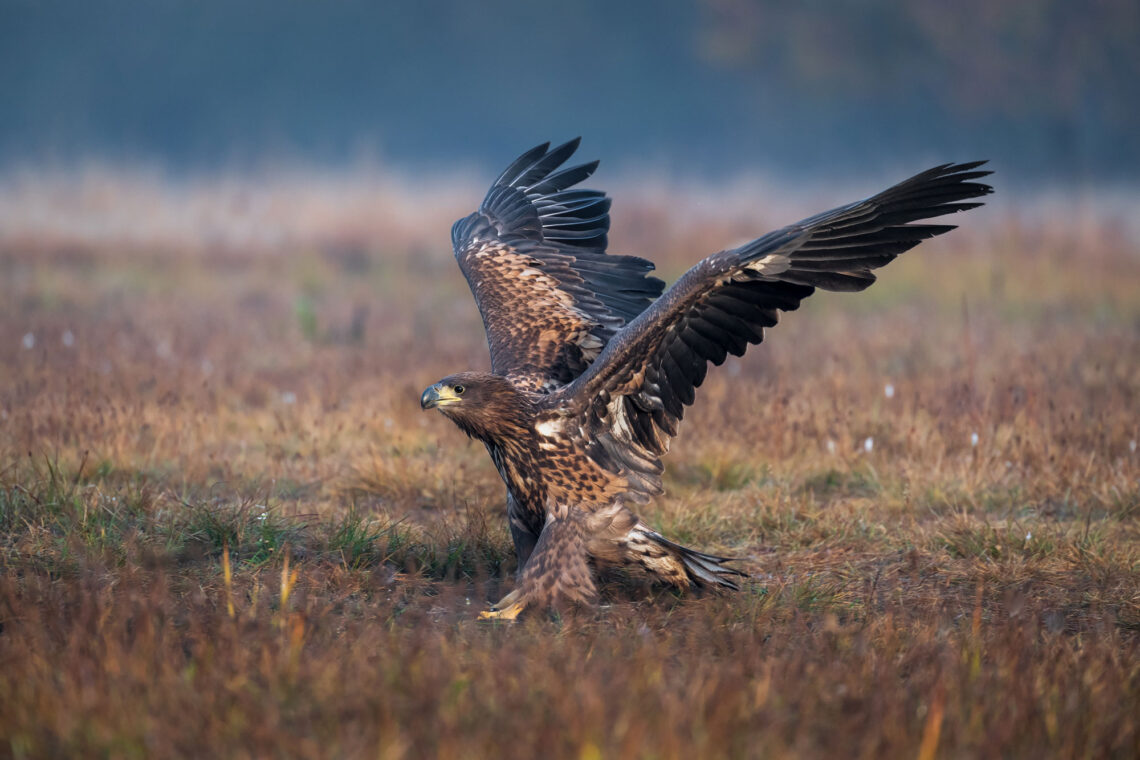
477 601 526 621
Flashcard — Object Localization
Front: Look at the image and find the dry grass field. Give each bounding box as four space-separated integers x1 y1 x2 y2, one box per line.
1 168 1138 758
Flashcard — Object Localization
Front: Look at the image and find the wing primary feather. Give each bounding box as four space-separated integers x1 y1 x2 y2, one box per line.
781 269 877 291
492 142 551 187
528 161 600 196
511 138 581 188
787 254 900 271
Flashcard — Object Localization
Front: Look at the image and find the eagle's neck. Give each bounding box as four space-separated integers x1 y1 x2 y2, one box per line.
446 380 536 447
454 413 531 446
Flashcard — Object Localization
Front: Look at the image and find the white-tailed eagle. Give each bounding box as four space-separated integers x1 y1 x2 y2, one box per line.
421 139 992 619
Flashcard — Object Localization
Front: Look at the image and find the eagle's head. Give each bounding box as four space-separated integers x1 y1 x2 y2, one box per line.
420 372 531 441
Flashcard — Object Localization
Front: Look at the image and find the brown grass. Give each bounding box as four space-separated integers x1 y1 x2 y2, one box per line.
1 169 1138 758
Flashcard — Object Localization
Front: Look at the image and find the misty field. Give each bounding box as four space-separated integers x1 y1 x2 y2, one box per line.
1 170 1138 758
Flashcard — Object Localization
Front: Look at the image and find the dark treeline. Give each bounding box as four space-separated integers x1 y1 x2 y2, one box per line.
2 0 1136 183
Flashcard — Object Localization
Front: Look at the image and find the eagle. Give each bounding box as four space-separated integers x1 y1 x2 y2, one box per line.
420 139 992 619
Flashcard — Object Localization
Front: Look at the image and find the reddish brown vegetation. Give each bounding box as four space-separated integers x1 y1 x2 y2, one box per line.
1 171 1137 758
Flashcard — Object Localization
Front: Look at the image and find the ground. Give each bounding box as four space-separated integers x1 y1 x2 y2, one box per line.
1 171 1138 758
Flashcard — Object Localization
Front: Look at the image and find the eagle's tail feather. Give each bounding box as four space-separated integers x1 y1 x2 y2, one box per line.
627 524 747 591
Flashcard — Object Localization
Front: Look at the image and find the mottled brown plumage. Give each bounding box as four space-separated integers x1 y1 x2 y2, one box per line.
422 139 993 618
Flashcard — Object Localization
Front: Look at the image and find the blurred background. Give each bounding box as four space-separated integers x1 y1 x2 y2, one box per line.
2 0 1138 185
3 6 1139 755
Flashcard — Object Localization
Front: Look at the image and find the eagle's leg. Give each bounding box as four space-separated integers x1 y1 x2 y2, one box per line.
507 492 539 571
480 587 525 621
479 508 596 621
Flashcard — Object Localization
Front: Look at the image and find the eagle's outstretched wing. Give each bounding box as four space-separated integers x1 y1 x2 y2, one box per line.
551 162 994 499
451 139 665 392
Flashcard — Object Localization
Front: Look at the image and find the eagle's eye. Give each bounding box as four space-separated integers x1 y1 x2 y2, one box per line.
453 384 466 395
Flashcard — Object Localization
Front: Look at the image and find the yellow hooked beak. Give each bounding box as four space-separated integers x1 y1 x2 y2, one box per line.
420 383 462 410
